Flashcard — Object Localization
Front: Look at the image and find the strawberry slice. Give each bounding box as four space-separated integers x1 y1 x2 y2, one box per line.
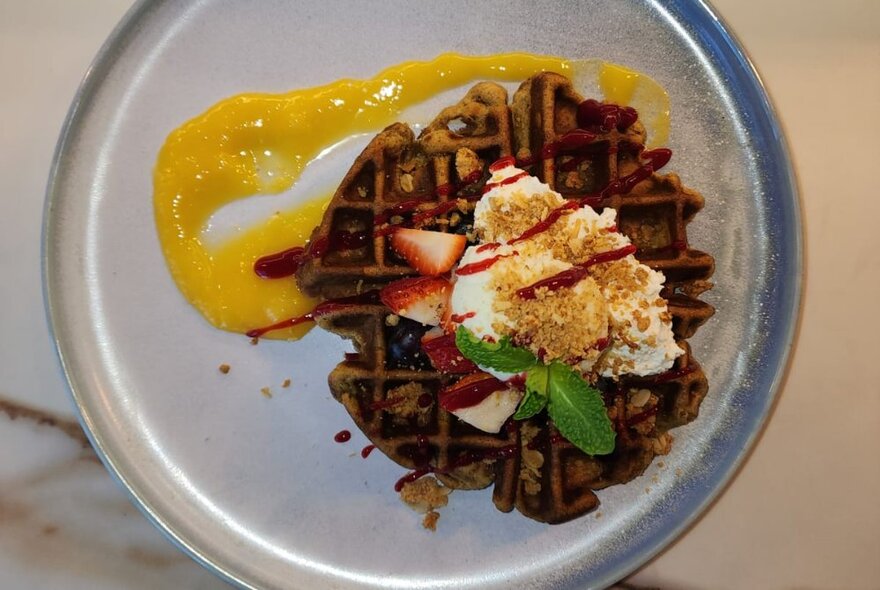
421 329 479 374
380 276 451 326
390 228 466 276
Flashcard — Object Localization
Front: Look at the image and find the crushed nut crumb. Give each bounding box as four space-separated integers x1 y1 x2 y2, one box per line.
422 510 440 531
218 363 230 374
455 147 482 181
399 476 450 529
400 172 414 193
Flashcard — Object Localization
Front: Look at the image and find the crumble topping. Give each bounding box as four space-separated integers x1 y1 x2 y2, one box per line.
483 245 609 363
455 147 482 181
399 476 451 530
477 189 564 243
385 382 432 426
453 162 682 378
519 422 543 496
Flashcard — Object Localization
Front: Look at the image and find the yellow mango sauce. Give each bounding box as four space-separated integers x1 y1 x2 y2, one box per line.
153 53 669 340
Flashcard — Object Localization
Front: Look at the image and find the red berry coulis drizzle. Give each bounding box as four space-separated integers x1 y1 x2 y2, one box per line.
448 311 475 323
438 375 508 412
455 252 518 275
253 246 307 279
508 200 579 245
245 290 381 338
516 244 637 300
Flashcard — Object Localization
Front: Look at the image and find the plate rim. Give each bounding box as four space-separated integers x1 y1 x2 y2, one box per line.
41 0 803 588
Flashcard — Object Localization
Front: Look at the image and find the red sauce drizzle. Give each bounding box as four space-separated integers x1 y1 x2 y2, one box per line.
449 311 475 323
410 200 461 225
627 405 658 427
374 170 483 234
393 443 521 491
541 129 597 159
508 200 579 245
305 235 329 259
449 445 518 468
253 246 307 279
438 375 507 412
302 230 370 260
435 169 483 198
344 352 361 362
515 154 536 167
455 252 518 275
329 229 370 251
417 393 434 408
245 290 381 338
489 156 516 171
394 467 432 492
482 171 529 194
369 396 404 411
476 242 501 253
646 364 697 384
577 99 639 133
361 444 376 458
334 430 351 443
374 198 430 226
576 149 672 204
516 244 637 300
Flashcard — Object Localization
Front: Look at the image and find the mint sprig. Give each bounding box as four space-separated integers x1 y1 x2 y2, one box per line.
545 362 616 455
514 365 549 419
454 327 538 373
454 327 616 455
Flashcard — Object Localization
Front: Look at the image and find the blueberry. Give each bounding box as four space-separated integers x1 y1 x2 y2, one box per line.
387 318 430 369
452 222 474 239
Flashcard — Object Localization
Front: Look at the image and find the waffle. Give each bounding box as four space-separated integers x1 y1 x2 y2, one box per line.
295 73 715 524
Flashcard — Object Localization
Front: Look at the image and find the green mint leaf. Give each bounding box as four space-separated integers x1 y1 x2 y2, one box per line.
546 362 615 455
514 366 549 420
454 326 538 373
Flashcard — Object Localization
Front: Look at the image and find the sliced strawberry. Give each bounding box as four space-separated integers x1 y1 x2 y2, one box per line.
421 330 479 374
390 228 466 276
380 276 451 326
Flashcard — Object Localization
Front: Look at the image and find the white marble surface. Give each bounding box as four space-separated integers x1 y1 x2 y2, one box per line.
1 1 878 588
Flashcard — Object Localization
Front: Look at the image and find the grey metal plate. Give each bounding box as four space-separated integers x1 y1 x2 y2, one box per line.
43 1 801 588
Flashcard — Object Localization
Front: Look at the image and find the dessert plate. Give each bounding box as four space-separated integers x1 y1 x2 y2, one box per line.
44 1 800 588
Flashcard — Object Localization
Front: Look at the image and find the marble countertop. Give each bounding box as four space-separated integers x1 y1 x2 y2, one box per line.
1 1 878 588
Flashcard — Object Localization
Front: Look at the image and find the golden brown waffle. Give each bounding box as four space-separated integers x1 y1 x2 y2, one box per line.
295 73 715 524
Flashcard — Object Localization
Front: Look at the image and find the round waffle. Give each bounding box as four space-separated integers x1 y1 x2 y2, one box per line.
296 73 715 523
